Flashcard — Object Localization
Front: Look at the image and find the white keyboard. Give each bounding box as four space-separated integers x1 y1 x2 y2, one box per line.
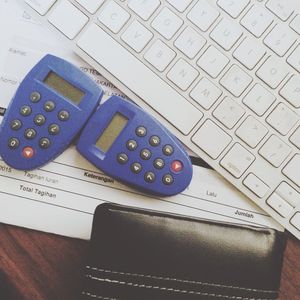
18 0 300 238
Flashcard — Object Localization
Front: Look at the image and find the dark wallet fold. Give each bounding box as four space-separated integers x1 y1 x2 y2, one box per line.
80 203 286 300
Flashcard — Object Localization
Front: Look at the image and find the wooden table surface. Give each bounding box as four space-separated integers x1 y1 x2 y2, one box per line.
0 223 299 300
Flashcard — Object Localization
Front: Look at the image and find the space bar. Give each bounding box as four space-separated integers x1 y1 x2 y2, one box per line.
77 24 202 135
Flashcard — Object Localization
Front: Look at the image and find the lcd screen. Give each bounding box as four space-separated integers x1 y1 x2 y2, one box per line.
44 71 85 104
96 113 128 153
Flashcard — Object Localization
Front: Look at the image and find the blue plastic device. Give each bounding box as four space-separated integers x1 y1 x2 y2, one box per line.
76 96 193 196
0 54 103 170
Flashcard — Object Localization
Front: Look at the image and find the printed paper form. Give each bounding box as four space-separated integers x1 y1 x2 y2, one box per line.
0 1 283 239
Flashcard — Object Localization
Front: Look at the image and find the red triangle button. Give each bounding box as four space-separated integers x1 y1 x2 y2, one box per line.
171 160 183 173
22 147 35 159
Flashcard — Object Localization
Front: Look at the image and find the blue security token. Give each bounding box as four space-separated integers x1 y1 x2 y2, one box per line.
76 96 193 196
0 54 103 170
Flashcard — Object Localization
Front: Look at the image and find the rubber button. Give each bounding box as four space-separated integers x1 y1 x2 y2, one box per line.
117 153 128 164
163 174 174 185
131 162 142 174
126 139 138 151
171 160 183 173
20 106 32 116
48 124 60 135
8 138 19 149
149 135 160 147
163 144 174 156
58 110 70 121
44 101 56 112
30 91 41 103
10 120 22 131
34 114 46 126
144 172 155 183
136 126 147 137
22 147 35 159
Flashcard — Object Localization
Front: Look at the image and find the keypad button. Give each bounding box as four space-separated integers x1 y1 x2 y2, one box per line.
34 114 46 126
163 174 174 185
8 138 19 149
58 110 70 121
144 171 156 183
30 91 41 103
22 147 35 159
149 135 160 147
10 119 22 131
171 160 183 173
163 144 174 156
131 162 142 174
39 138 51 149
126 139 138 151
24 128 37 140
48 124 60 135
136 126 147 137
117 153 128 164
140 148 152 160
154 158 165 169
44 101 56 112
20 105 32 116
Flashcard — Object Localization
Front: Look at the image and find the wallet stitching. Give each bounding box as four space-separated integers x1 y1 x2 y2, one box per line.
85 266 278 294
85 274 276 300
82 291 118 300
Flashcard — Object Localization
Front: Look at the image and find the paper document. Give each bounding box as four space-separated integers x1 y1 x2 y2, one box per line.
0 1 283 239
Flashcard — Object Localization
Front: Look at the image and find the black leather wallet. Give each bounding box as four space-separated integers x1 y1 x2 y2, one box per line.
80 203 286 300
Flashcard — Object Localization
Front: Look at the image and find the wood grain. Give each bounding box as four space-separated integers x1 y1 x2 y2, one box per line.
0 224 299 300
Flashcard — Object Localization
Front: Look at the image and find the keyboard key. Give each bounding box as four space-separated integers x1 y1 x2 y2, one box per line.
267 193 293 218
192 119 232 159
235 116 268 148
290 126 300 149
174 26 206 59
266 103 299 135
220 143 255 178
266 0 294 21
243 173 269 198
197 46 229 78
151 7 183 40
25 0 56 15
98 1 130 33
144 39 176 72
213 96 245 129
259 135 291 167
48 0 88 39
283 154 300 187
190 77 222 110
167 59 199 91
276 182 300 208
264 24 297 56
217 0 250 18
77 24 202 135
233 37 266 70
242 84 275 116
121 20 153 52
220 65 252 97
187 0 219 32
290 212 300 231
75 0 104 14
210 18 243 50
256 56 289 89
290 15 300 35
128 0 160 21
167 0 192 12
240 5 274 37
287 45 300 72
279 75 300 108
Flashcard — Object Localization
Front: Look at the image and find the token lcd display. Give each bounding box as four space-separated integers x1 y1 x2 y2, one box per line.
44 71 85 104
96 113 128 153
